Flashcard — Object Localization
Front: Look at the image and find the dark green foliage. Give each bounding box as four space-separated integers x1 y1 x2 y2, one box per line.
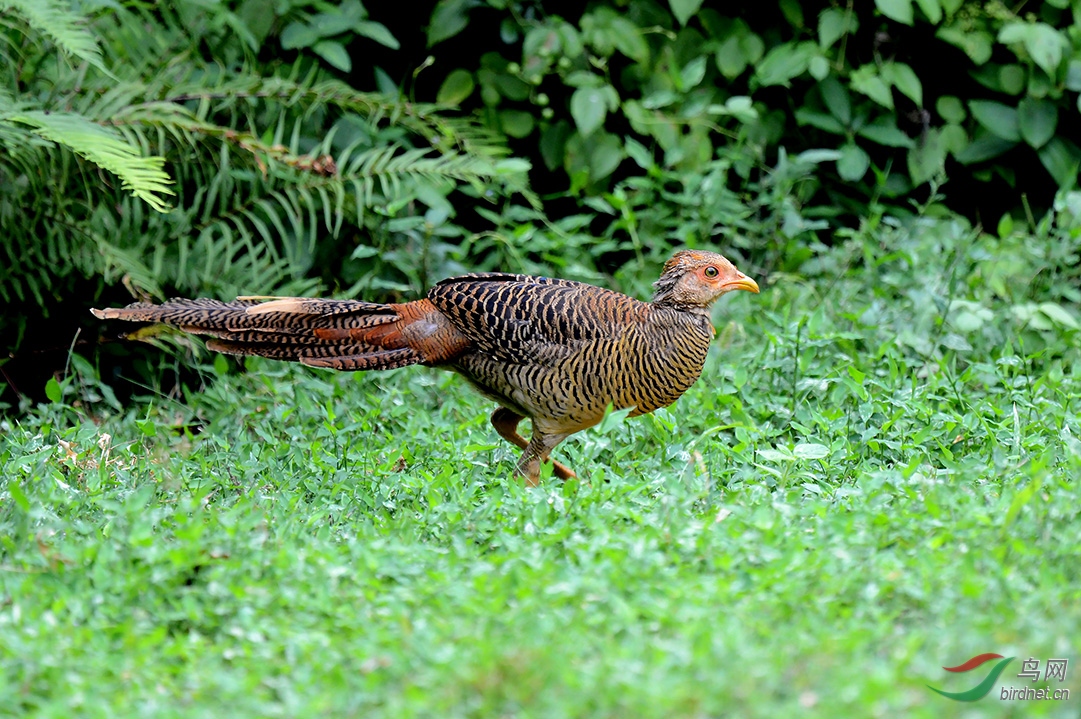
427 0 1081 219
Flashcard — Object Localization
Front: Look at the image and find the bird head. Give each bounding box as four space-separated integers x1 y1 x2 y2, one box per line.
651 250 760 310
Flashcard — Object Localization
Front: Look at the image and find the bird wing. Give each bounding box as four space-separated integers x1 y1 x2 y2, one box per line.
426 273 642 363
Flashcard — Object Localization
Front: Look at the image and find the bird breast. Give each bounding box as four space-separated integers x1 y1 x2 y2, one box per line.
452 306 715 435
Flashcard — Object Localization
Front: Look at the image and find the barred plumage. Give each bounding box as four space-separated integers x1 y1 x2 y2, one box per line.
92 250 759 484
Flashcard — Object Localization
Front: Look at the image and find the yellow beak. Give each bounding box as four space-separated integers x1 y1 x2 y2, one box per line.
724 273 760 294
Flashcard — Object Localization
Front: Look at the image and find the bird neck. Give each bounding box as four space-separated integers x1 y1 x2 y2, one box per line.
650 274 679 307
648 298 716 325
650 288 714 317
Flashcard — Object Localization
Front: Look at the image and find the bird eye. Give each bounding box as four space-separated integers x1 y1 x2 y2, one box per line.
704 266 719 278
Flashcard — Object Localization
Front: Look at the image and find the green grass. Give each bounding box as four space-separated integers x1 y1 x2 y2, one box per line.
2 216 1080 717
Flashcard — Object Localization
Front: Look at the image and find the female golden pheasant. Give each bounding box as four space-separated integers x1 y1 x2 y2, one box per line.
92 250 758 484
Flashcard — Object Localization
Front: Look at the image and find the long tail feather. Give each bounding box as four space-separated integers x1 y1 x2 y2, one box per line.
91 297 424 371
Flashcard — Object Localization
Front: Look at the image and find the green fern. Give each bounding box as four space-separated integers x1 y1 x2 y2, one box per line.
0 0 530 333
4 111 174 211
0 0 108 73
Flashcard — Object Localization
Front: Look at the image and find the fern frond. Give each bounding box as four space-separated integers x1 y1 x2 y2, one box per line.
3 111 174 212
157 72 511 161
0 0 108 73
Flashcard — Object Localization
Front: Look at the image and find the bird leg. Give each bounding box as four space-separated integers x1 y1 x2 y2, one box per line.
490 407 575 484
517 430 574 486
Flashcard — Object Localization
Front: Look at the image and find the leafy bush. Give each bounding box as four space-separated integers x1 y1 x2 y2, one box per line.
426 0 1081 223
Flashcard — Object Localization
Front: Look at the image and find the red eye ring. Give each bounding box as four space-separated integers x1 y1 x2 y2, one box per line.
704 266 719 278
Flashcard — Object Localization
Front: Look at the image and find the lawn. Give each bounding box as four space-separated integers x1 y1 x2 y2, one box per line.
2 216 1079 718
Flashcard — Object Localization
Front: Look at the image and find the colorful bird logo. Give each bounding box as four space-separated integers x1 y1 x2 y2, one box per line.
928 653 1015 701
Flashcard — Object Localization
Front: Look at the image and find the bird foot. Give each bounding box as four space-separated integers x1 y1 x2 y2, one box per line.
518 457 577 486
551 459 576 480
